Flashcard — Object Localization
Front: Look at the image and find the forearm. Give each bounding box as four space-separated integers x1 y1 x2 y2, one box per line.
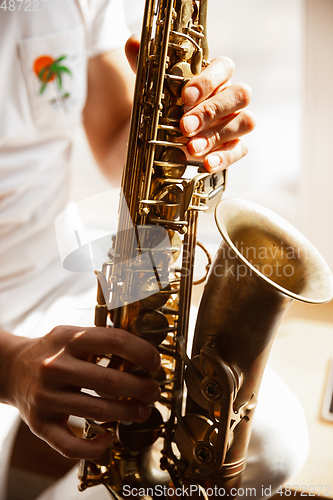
83 48 134 187
0 329 30 406
85 116 130 187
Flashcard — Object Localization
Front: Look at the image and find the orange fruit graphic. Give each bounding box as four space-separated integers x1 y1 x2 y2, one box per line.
33 55 55 82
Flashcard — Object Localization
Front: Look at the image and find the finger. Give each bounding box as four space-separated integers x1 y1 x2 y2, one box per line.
43 420 114 460
186 110 256 158
125 35 140 73
65 327 161 372
180 83 253 138
45 358 161 403
182 56 235 108
43 391 153 425
203 139 249 173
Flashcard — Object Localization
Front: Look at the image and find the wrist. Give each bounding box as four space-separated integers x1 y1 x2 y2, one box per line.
0 330 31 406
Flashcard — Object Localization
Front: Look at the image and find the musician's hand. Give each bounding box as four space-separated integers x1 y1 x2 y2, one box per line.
180 57 256 172
125 36 255 173
8 326 161 460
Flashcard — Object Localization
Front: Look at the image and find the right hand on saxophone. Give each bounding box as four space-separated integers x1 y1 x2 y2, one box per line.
1 326 161 460
126 36 256 173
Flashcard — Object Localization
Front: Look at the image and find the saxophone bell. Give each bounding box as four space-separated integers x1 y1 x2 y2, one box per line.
177 197 333 493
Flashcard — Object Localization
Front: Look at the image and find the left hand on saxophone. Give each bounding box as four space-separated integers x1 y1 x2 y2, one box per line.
125 36 256 173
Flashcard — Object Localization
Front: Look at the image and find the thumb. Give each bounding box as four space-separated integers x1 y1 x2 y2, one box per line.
125 35 140 73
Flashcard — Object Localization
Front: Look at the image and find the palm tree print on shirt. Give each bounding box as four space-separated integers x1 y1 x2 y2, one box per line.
33 55 72 111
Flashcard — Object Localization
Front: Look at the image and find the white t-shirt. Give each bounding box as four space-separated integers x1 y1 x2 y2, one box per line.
0 3 131 497
0 0 130 326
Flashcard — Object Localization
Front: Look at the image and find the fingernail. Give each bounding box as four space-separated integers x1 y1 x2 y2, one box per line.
191 137 208 154
182 115 200 135
207 154 221 170
184 86 200 106
138 405 152 421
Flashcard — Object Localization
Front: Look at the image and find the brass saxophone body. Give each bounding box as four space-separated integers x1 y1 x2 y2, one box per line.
78 0 333 497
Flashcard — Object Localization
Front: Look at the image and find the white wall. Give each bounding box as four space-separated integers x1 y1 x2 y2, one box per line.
300 0 333 269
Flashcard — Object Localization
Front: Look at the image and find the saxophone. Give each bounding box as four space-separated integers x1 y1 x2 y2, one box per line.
78 0 333 497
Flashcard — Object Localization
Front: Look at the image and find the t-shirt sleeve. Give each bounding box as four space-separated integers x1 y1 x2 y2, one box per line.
87 0 131 58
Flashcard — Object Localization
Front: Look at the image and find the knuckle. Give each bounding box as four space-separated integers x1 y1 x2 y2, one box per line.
30 382 48 407
91 400 109 422
49 324 70 339
208 128 222 147
108 328 128 348
47 325 76 349
48 325 60 336
202 100 219 122
40 356 56 375
67 328 88 349
206 70 217 92
39 352 65 381
234 82 252 108
44 327 60 345
101 369 119 394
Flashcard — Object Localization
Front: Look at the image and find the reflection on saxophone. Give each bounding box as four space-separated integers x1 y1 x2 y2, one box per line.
78 0 333 498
